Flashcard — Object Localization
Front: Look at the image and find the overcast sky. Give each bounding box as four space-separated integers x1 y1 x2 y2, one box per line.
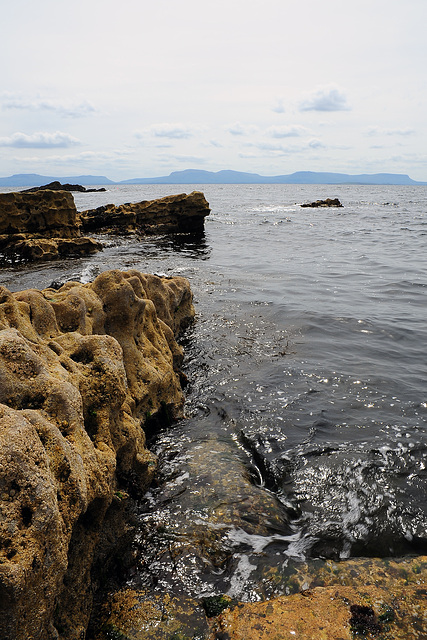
1 0 426 180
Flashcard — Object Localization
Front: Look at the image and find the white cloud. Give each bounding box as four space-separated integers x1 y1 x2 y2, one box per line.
366 126 415 136
244 141 304 155
299 86 351 112
135 123 195 139
1 94 96 118
0 131 82 148
15 150 131 164
173 154 207 163
271 98 285 114
266 125 307 138
308 138 326 149
208 139 223 148
227 122 258 136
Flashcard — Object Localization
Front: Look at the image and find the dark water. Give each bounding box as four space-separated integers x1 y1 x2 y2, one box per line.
2 183 427 601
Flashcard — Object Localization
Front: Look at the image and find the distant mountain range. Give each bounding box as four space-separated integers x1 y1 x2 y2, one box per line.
1 169 426 187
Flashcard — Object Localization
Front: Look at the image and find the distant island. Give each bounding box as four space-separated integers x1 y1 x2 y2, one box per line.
0 169 426 187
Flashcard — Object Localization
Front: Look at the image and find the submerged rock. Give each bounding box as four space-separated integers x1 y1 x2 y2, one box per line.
209 562 427 640
93 555 427 639
0 269 194 640
300 198 343 208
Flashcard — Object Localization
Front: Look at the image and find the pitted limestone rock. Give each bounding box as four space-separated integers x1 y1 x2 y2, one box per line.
0 269 194 640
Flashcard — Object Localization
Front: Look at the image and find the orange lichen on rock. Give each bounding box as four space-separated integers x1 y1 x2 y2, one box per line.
208 582 427 640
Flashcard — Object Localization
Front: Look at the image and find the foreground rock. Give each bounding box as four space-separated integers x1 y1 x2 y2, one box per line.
80 190 210 235
209 555 427 639
0 189 102 262
22 181 106 193
93 555 427 639
301 198 343 207
0 269 194 640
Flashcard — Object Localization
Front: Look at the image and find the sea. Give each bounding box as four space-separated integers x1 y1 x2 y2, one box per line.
1 183 427 602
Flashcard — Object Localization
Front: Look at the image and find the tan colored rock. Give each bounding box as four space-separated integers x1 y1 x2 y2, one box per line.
0 190 79 237
92 590 210 640
209 579 427 640
0 235 102 261
80 190 211 234
0 189 102 262
0 269 194 640
0 189 210 262
92 556 427 640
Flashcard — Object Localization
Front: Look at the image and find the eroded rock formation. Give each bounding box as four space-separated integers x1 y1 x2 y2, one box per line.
0 189 210 262
0 269 194 640
80 190 210 235
0 189 102 262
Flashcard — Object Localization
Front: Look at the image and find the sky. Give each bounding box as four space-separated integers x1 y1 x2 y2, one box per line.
1 0 426 181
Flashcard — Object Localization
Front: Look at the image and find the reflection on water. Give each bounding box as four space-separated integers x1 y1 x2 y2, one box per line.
153 231 210 259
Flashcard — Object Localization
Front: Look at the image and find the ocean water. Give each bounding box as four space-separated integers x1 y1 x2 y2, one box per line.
2 183 427 600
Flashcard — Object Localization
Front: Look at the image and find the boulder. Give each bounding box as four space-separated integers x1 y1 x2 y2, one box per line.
0 269 194 640
301 198 343 207
80 190 211 234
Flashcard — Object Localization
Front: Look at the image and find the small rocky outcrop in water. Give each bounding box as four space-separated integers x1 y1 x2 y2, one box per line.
0 189 102 262
21 181 106 193
80 190 211 235
300 197 343 207
0 269 194 640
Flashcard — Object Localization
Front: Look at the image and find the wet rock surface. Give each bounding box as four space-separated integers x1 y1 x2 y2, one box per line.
93 556 427 639
300 197 343 207
0 269 194 640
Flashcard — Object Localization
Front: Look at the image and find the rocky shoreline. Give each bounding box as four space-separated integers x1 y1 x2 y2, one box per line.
1 189 426 639
0 188 210 262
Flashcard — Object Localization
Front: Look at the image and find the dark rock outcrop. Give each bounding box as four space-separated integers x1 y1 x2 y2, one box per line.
0 269 194 640
22 181 106 193
80 190 211 235
300 198 343 207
